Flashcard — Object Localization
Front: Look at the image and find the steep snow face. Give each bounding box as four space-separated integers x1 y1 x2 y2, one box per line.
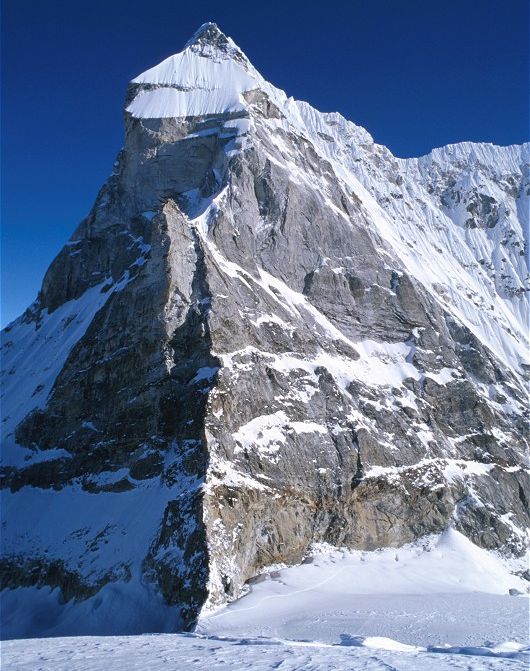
0 282 112 467
128 23 258 118
352 141 530 374
129 52 255 118
274 107 529 376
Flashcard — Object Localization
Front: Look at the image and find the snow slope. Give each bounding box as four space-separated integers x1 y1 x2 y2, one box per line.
3 531 529 670
2 633 528 671
0 282 112 467
198 529 528 648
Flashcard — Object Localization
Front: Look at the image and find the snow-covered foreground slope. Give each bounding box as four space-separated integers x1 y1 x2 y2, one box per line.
2 633 528 671
199 529 529 648
3 531 529 670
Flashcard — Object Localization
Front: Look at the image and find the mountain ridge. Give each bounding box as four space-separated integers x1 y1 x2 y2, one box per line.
1 23 528 638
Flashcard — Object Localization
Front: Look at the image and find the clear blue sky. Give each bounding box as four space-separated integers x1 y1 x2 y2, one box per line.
2 0 528 327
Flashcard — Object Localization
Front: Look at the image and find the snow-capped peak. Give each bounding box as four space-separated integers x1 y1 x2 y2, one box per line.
126 25 528 376
128 24 259 118
127 24 371 145
184 22 244 58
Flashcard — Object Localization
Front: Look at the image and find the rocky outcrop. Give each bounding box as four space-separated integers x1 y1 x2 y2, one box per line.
1 23 528 637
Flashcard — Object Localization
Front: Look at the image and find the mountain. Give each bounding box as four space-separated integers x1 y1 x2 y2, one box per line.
1 23 528 638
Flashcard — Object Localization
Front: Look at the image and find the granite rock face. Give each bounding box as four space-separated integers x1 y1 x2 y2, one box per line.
1 24 529 636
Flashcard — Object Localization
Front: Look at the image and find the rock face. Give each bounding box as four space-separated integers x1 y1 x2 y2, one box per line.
1 23 529 637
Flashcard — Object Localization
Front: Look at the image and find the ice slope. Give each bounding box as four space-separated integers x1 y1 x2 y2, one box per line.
128 38 255 118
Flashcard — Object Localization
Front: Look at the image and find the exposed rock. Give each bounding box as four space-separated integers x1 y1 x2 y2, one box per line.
1 23 528 636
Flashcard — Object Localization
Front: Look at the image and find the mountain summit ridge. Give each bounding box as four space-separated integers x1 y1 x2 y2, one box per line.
1 25 528 638
184 21 241 51
127 26 528 372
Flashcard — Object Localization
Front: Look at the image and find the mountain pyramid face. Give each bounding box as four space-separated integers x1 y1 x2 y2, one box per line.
1 23 529 637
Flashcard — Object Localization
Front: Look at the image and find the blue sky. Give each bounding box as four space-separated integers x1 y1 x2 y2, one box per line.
2 0 528 326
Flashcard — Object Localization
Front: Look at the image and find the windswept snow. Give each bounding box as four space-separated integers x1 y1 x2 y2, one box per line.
128 27 257 119
127 86 248 119
3 632 529 671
